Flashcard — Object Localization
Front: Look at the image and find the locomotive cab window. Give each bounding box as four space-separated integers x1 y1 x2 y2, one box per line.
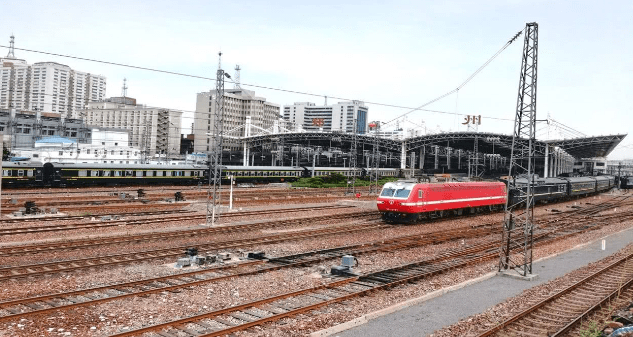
380 188 395 197
394 188 411 198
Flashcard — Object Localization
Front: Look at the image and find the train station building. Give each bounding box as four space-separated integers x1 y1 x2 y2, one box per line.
224 129 627 177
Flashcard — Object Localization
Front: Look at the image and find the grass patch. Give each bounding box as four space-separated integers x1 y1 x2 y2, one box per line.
291 173 399 188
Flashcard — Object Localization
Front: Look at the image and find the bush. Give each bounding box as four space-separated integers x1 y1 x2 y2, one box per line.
291 175 399 188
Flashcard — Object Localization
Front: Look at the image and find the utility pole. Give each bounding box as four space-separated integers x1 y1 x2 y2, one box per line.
346 110 358 194
369 122 380 194
499 22 538 277
207 52 231 226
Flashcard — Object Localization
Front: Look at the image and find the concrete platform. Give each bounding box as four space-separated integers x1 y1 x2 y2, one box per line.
314 226 633 337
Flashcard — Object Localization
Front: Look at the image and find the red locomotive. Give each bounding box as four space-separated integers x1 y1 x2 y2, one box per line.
377 180 507 223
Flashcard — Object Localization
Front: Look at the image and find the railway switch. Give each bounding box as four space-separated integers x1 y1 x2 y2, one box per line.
218 252 232 261
247 251 266 260
175 258 191 268
192 256 206 265
175 192 185 201
331 255 359 276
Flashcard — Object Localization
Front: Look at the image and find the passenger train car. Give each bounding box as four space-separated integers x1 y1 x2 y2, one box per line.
1 161 207 187
379 175 615 224
1 161 402 187
619 176 633 189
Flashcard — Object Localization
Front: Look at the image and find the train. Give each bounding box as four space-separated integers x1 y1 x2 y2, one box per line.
0 161 400 187
620 176 633 189
377 175 616 223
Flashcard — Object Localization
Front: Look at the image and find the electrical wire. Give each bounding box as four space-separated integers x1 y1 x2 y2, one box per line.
381 28 524 127
0 44 517 122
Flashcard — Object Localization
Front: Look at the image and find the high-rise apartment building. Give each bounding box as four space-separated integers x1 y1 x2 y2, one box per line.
283 100 368 134
193 88 280 153
72 97 182 157
0 38 106 116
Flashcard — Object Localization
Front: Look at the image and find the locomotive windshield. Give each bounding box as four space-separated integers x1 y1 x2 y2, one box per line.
394 188 411 198
380 188 396 197
380 186 411 198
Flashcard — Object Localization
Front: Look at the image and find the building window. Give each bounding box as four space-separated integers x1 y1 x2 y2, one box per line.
59 151 63 155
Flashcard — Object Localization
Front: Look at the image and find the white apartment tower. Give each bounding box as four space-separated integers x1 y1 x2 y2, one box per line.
0 36 106 115
72 98 182 157
283 100 368 134
194 88 280 153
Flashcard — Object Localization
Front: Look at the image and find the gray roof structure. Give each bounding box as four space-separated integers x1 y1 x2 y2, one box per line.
544 134 627 159
243 131 627 160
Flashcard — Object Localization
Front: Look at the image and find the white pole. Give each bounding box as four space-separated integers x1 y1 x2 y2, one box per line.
229 175 234 210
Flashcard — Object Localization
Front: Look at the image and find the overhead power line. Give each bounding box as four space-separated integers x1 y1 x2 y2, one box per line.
0 42 519 122
382 28 525 127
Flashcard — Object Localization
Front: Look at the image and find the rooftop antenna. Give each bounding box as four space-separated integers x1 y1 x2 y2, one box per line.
234 65 241 89
121 78 128 98
6 34 15 58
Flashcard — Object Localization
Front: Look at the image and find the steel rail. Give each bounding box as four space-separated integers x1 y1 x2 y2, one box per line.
0 205 352 236
0 201 621 328
476 250 633 336
551 278 633 336
0 206 361 238
106 209 626 337
0 209 193 224
0 226 494 322
0 221 385 281
0 211 373 256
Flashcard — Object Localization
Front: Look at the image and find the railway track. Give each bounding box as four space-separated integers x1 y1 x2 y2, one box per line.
0 209 193 224
0 192 370 213
0 226 494 322
0 205 355 237
475 248 633 337
0 199 625 326
106 235 545 337
2 186 370 196
100 198 633 337
0 217 384 281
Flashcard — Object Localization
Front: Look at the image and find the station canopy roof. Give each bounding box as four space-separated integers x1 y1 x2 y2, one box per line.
544 134 627 159
243 132 627 159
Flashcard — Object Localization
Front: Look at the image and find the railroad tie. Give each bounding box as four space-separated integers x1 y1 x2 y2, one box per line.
22 302 44 310
305 293 331 301
214 317 240 327
241 309 269 319
258 305 286 314
193 321 221 332
175 326 203 336
5 307 21 314
228 311 257 322
42 299 60 307
154 331 179 337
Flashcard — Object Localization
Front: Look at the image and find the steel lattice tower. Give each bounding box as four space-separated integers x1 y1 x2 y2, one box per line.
6 35 15 58
346 115 358 194
207 52 227 225
369 127 380 194
499 22 538 276
234 65 241 89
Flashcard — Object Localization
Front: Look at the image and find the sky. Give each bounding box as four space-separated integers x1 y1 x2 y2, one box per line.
2 0 632 158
